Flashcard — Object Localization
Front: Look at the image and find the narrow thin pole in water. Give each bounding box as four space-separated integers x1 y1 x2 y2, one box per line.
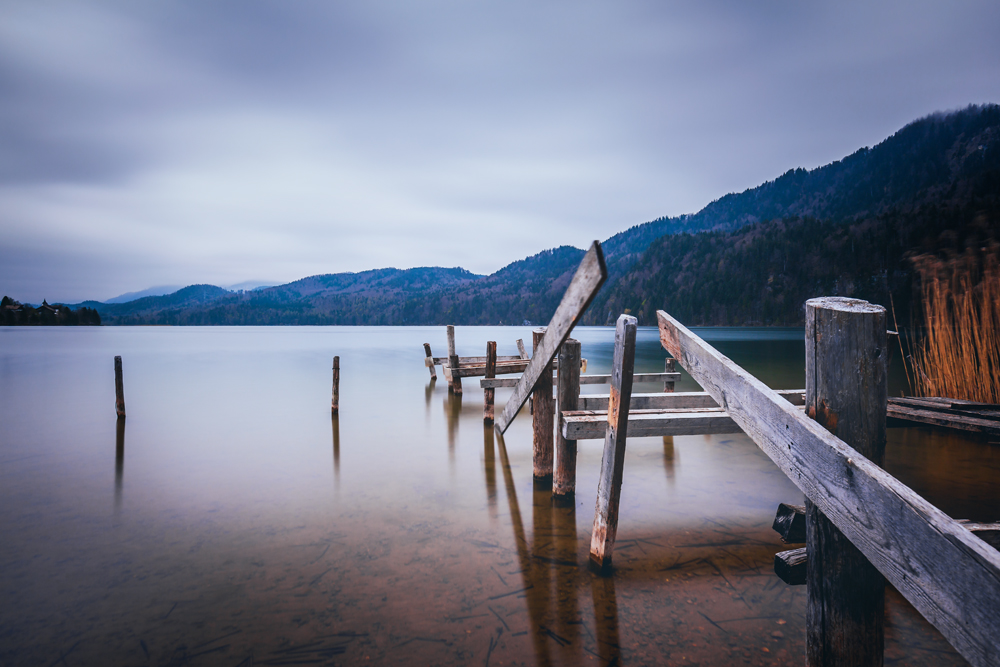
331 356 340 415
484 341 496 425
114 355 126 419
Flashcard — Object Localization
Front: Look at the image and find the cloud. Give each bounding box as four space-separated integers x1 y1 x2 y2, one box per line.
1 0 999 302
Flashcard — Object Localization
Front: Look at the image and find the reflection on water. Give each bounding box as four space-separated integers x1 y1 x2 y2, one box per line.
0 325 987 665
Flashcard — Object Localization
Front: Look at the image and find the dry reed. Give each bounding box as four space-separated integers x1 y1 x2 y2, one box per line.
909 243 1000 403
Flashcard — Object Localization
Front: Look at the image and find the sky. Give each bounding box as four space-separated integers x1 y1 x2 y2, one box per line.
2 2 999 303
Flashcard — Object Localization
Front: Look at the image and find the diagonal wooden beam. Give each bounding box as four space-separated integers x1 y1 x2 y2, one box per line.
495 241 607 434
656 309 1000 667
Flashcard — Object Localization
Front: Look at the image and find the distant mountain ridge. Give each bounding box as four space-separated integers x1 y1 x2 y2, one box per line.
75 104 1000 326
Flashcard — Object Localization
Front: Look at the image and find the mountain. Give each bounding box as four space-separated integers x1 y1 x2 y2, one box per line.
104 285 184 304
80 104 1000 326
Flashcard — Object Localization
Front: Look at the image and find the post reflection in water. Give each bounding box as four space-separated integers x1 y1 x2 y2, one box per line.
444 392 462 465
493 431 620 666
425 378 436 418
483 426 499 524
114 418 125 513
662 435 677 485
331 414 340 486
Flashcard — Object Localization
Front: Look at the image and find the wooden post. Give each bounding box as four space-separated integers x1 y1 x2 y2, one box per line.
446 325 462 394
664 357 675 392
590 314 637 571
484 341 497 425
331 356 340 415
114 355 126 419
423 343 437 380
805 297 887 667
532 328 555 483
554 338 581 499
516 339 528 360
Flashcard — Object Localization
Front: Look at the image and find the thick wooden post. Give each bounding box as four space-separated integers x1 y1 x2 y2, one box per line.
114 355 126 419
446 325 462 394
331 356 340 414
664 357 675 392
805 297 887 667
532 328 554 483
423 343 437 380
484 341 497 425
554 338 581 499
590 314 637 571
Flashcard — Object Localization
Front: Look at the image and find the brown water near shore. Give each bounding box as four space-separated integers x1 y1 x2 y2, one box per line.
0 326 994 665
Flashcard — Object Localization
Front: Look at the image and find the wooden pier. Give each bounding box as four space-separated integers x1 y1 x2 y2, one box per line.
418 241 1000 666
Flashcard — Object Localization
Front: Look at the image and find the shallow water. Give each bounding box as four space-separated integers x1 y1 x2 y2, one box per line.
0 325 995 666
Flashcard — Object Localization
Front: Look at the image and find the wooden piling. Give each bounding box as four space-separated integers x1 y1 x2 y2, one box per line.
532 328 555 483
114 355 126 419
331 356 340 415
805 297 887 667
423 343 437 380
484 341 497 425
554 338 581 499
447 325 463 394
590 315 637 571
664 358 675 392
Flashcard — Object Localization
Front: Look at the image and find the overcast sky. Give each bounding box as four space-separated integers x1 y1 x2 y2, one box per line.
2 1 999 303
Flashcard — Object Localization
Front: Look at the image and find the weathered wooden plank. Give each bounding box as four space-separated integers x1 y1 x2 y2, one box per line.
578 389 805 411
580 372 680 385
887 403 1000 435
532 328 555 481
484 341 497 426
773 503 806 544
775 547 808 585
562 407 753 439
432 355 522 365
657 308 1000 667
554 338 581 498
495 242 607 435
516 339 529 360
451 361 531 378
481 377 520 389
423 343 437 380
446 325 462 394
590 315 637 570
114 355 126 419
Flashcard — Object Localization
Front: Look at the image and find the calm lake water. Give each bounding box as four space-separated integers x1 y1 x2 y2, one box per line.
1 325 997 666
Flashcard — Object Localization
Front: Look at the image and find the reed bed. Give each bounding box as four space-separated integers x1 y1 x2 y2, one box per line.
908 244 1000 403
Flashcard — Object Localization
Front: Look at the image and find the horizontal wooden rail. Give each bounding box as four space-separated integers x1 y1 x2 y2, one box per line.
579 389 804 411
657 309 1000 667
480 371 679 389
432 355 523 365
445 361 530 378
561 407 784 439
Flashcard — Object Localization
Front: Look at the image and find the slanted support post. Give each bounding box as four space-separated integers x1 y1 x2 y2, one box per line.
446 325 462 394
590 314 637 571
805 297 887 667
664 358 675 392
331 356 340 415
554 338 581 499
484 341 497 425
423 343 437 380
532 327 554 483
114 355 126 419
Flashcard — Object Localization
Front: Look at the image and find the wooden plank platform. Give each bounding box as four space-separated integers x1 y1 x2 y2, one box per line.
888 397 1000 437
480 371 679 389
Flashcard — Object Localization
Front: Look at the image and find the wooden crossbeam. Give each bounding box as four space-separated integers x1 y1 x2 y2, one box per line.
495 242 607 435
432 355 522 365
562 407 765 440
657 308 1000 667
448 361 529 378
480 371 678 389
578 389 804 411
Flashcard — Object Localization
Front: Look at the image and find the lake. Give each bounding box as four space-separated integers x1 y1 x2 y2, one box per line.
1 325 996 666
